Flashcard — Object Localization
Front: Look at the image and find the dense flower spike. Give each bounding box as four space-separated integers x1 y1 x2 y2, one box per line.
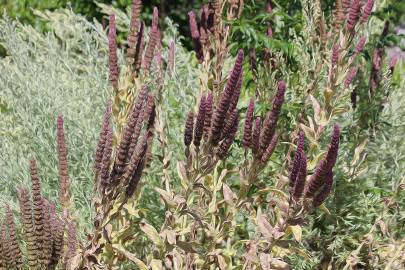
331 43 340 67
188 11 203 61
289 132 305 188
134 22 145 72
143 8 159 71
305 125 340 198
143 26 159 71
243 99 255 148
30 159 45 263
17 188 38 268
334 0 345 30
194 96 206 147
325 125 340 169
126 93 154 163
312 170 334 207
221 109 238 140
125 132 151 197
346 0 361 30
211 50 244 145
122 133 148 184
41 199 52 266
252 117 261 156
108 14 119 89
65 221 78 263
228 72 243 114
293 153 307 201
146 94 156 130
1 222 12 268
49 202 64 267
203 92 213 140
122 132 148 186
261 134 278 163
260 81 286 152
305 160 328 198
217 113 239 159
355 36 366 54
94 100 112 175
114 86 148 177
344 67 358 87
361 0 374 23
184 111 195 147
57 115 70 208
99 126 113 189
6 205 23 269
127 0 142 64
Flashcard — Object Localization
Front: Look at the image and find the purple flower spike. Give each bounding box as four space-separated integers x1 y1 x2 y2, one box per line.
184 111 194 147
361 0 374 23
347 0 361 30
332 43 340 67
289 131 305 188
344 67 358 87
194 96 206 147
312 170 334 207
243 99 255 149
259 80 286 152
293 153 307 201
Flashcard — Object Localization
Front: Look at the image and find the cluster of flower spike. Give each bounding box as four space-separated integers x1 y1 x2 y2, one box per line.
188 3 215 61
288 125 340 208
333 0 375 32
344 0 374 31
242 81 286 164
1 115 75 268
330 0 376 89
0 159 66 269
184 50 243 159
94 86 155 199
57 115 70 208
108 1 161 85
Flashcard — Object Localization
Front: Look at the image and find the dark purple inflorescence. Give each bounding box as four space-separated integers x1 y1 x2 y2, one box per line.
305 125 340 199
